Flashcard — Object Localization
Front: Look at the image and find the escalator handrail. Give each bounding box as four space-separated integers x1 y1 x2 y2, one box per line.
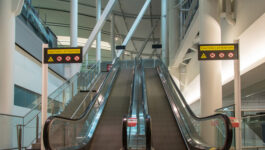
158 63 233 150
43 59 120 150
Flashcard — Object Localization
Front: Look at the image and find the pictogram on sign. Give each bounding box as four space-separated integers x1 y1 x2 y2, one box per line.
48 57 54 62
201 53 207 59
65 56 71 62
219 52 225 58
56 56 62 62
74 56 80 62
210 53 216 58
228 52 234 58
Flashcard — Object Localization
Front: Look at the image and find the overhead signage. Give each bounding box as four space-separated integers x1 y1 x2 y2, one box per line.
116 45 126 50
44 47 82 64
198 44 238 60
152 44 162 49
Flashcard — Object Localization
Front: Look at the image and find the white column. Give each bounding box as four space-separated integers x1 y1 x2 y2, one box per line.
41 44 48 150
70 0 78 47
0 0 15 115
110 14 116 60
168 0 178 66
96 0 101 70
199 0 222 145
161 0 168 66
67 0 79 78
0 0 23 148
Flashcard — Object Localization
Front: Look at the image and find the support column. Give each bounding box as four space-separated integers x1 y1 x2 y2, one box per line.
199 0 222 145
161 0 168 66
0 0 15 115
110 14 116 60
96 0 101 70
0 0 23 148
65 0 79 78
70 0 78 47
168 0 178 66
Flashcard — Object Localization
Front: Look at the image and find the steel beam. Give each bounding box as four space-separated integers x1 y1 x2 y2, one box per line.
116 0 151 58
83 0 116 57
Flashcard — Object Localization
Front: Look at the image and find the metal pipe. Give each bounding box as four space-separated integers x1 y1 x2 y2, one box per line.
36 115 39 142
96 0 101 69
16 125 22 150
110 14 116 60
83 0 117 57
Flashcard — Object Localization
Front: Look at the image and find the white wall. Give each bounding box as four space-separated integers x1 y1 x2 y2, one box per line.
12 45 65 116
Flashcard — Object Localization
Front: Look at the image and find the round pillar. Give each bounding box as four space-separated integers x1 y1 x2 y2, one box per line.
199 0 222 146
0 0 15 114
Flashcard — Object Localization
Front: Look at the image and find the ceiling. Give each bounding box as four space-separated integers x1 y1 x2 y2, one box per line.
31 0 162 58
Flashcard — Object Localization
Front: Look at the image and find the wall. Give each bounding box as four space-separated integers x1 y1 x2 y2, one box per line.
13 45 65 116
16 17 65 77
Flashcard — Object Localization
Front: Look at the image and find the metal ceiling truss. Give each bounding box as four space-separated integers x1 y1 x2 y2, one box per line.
117 0 152 58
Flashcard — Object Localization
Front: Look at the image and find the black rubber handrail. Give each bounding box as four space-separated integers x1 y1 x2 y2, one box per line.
43 59 120 150
158 63 233 150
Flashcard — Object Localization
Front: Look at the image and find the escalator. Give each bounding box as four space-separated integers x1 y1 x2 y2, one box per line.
85 69 133 149
145 68 187 150
43 60 134 150
44 59 233 150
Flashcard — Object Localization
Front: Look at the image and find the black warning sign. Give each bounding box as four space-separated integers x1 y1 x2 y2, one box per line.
44 47 82 64
198 44 239 61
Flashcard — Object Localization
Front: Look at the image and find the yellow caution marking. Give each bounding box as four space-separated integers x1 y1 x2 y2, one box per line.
200 45 235 51
201 53 207 59
48 57 54 62
209 147 216 150
47 49 81 54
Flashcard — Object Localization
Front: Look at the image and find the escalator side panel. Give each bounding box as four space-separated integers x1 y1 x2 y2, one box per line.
86 69 133 150
145 68 187 150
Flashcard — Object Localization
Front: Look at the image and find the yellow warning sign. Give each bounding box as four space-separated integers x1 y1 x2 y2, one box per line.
200 45 235 51
48 57 54 62
47 49 81 54
201 53 207 59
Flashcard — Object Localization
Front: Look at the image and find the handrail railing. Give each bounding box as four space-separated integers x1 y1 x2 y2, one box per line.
157 60 233 149
43 59 120 150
